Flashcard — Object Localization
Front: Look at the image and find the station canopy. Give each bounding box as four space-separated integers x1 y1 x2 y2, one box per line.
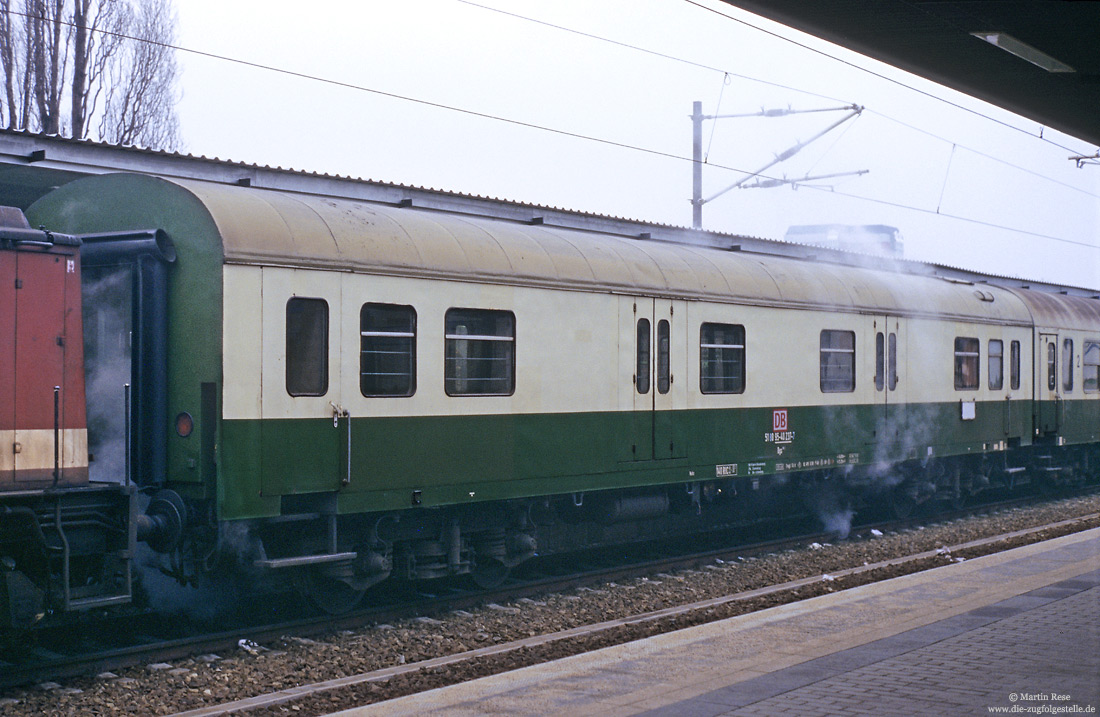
722 0 1100 147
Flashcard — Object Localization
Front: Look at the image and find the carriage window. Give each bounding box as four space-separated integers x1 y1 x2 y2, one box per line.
820 330 855 393
700 323 745 394
1063 338 1074 392
1010 340 1021 391
286 297 328 397
657 320 671 394
360 303 416 397
888 332 898 391
954 337 979 390
1084 341 1099 393
636 318 651 395
874 332 884 391
1047 342 1057 391
445 309 515 396
988 339 1003 391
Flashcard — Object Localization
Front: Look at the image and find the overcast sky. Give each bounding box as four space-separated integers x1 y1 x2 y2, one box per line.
173 0 1099 288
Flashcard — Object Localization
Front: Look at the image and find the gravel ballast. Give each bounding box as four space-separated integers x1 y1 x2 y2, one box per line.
3 493 1099 716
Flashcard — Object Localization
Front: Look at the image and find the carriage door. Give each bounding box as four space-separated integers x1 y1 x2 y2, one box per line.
621 297 685 463
652 299 685 459
873 317 906 455
260 268 345 497
1037 333 1061 434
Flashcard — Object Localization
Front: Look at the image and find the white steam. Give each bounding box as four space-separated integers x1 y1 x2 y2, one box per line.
81 266 132 484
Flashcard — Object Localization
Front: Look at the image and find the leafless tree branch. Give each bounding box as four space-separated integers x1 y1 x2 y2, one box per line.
0 0 179 148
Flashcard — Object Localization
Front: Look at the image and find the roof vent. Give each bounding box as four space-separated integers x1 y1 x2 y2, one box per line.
974 290 995 302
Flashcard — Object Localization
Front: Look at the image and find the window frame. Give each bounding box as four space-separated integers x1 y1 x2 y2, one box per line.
819 329 856 393
285 296 329 398
1084 340 1099 394
359 302 417 397
699 322 746 395
1047 342 1057 391
444 308 516 397
953 337 980 391
1063 337 1074 392
888 332 898 391
1010 340 1021 391
656 319 671 395
988 339 1004 391
636 318 651 395
874 332 884 392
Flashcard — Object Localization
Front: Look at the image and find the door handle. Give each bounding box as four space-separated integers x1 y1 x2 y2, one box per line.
330 403 352 487
330 402 348 427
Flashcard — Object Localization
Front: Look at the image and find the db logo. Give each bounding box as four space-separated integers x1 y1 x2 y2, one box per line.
773 410 788 432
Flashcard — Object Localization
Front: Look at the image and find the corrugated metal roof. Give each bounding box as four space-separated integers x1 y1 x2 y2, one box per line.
179 178 1034 323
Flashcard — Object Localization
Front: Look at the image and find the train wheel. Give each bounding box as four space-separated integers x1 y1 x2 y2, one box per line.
293 566 367 615
470 557 510 589
891 487 917 520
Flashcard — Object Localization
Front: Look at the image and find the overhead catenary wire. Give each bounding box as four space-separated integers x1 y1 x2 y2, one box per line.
0 6 1093 253
455 0 1100 200
936 144 957 214
804 111 862 176
811 185 1100 250
0 8 732 172
681 0 1087 155
704 73 732 163
453 0 853 105
866 109 1099 200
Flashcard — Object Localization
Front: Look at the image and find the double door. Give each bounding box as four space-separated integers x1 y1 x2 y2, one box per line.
622 297 684 462
873 316 907 453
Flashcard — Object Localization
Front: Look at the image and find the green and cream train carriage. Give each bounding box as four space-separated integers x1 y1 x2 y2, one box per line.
26 173 1100 606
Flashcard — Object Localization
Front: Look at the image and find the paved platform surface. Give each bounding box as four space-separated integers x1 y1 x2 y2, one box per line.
332 528 1100 716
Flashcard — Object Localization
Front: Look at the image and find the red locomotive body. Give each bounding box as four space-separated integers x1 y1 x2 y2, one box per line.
0 209 145 630
1 208 89 488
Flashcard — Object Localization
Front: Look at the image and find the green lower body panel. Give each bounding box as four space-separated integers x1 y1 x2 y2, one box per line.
216 398 1062 520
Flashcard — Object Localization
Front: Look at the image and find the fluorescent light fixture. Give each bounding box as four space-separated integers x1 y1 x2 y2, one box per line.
971 31 1075 73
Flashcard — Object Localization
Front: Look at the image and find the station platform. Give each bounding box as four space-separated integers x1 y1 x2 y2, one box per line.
334 528 1100 716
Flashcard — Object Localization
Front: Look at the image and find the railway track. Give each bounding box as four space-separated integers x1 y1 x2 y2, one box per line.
2 486 1097 697
168 510 1100 717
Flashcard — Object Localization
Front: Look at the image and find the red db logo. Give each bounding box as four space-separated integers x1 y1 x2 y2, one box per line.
773 410 788 432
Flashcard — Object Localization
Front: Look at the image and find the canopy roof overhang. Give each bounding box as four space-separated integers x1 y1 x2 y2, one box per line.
722 0 1100 148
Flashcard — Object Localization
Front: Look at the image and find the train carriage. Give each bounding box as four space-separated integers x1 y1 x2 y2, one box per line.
3 170 1097 617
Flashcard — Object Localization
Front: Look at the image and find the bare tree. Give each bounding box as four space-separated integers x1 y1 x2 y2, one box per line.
0 0 37 130
70 0 125 139
0 0 180 149
98 0 178 148
0 0 18 128
29 0 67 135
